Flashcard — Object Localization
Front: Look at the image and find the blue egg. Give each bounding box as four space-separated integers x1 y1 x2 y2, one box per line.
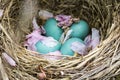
70 20 90 40
44 18 63 40
60 38 84 56
35 41 61 54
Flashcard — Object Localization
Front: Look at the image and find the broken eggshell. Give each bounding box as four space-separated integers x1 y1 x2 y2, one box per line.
70 20 90 40
44 18 63 40
35 37 61 54
60 38 84 56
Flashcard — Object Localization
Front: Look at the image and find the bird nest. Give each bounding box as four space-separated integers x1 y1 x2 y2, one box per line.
0 0 120 80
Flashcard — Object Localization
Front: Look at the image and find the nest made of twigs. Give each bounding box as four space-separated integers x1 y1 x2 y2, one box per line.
0 0 120 80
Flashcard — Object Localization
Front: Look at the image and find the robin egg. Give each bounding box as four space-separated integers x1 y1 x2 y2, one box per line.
70 20 90 40
35 37 61 54
44 18 63 40
60 38 84 56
